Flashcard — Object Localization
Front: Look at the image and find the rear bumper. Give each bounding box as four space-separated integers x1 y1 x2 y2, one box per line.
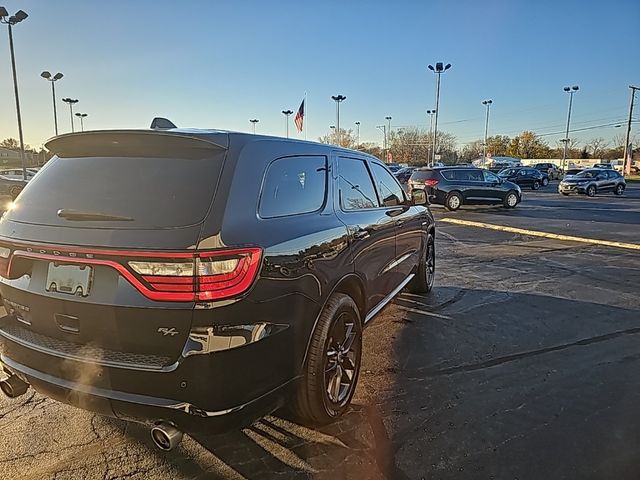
0 353 291 433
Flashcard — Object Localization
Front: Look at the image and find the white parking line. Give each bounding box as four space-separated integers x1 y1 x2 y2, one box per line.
440 218 640 252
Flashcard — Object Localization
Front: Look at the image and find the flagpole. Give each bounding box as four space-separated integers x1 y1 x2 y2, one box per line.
304 91 307 140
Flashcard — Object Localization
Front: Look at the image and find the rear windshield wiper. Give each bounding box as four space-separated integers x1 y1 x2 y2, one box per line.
56 209 134 221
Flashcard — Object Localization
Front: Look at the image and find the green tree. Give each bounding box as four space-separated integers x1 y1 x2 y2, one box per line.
485 135 511 156
507 131 551 158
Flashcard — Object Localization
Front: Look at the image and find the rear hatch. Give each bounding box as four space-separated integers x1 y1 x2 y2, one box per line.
0 131 228 370
408 169 440 197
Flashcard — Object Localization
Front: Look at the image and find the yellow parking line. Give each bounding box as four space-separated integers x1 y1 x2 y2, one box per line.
440 218 640 251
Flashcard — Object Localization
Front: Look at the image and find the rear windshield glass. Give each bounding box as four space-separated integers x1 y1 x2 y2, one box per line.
6 154 224 229
410 170 436 181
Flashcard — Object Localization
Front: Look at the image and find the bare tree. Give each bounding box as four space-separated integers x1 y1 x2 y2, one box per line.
585 137 609 159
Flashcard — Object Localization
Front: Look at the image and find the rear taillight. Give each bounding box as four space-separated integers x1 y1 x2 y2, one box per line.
1 243 262 303
129 248 262 302
424 179 439 186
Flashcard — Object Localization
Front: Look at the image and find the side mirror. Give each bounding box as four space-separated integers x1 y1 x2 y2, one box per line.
411 189 428 206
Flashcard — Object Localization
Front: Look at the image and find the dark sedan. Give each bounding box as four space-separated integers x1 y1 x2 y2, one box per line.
408 166 521 211
498 167 548 189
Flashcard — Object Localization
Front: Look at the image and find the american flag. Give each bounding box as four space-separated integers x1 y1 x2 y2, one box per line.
294 98 305 133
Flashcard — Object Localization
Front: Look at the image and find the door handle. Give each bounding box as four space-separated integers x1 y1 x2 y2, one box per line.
352 228 369 240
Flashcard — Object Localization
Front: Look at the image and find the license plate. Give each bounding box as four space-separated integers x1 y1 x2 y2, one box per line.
46 263 93 297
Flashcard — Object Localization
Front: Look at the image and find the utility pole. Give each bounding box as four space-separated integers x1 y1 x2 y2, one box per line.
561 85 579 173
385 116 392 162
482 100 493 166
426 109 436 166
623 85 639 176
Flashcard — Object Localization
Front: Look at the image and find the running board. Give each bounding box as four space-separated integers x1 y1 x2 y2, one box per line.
364 274 415 324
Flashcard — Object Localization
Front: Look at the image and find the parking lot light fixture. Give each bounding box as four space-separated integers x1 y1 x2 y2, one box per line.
282 110 293 138
482 100 493 164
331 95 346 146
62 98 79 132
75 112 87 132
376 125 387 160
428 62 452 165
41 70 64 135
1 7 29 180
355 121 360 146
561 85 579 172
249 118 259 134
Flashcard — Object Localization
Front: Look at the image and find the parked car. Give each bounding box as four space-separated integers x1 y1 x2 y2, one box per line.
558 168 626 197
0 124 435 451
394 167 415 186
0 168 35 179
0 174 28 199
498 167 548 189
386 162 403 173
408 166 521 211
533 162 560 180
563 168 583 177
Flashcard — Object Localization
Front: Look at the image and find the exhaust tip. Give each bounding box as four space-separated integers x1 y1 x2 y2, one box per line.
0 375 29 398
150 422 183 451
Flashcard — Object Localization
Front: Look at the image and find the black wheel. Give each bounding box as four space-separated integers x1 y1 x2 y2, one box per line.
586 185 596 197
9 186 21 199
503 190 519 208
445 192 462 211
292 293 362 424
409 233 435 294
542 177 549 187
532 181 540 190
614 184 625 196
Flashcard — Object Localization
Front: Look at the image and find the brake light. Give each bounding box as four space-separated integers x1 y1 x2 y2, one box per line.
424 179 439 186
129 248 262 301
1 243 262 303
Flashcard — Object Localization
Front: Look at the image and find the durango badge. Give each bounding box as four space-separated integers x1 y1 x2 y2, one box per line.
157 327 179 337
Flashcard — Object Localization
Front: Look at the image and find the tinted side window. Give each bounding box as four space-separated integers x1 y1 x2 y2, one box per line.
483 171 500 182
370 163 405 207
466 169 484 181
338 158 379 210
259 156 327 218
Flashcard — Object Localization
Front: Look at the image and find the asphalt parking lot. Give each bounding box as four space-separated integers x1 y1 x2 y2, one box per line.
1 181 639 479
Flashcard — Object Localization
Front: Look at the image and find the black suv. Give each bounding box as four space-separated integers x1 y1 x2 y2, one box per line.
408 166 521 211
498 167 548 189
0 124 435 451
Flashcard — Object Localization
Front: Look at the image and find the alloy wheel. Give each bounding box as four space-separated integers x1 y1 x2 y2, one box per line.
324 313 360 405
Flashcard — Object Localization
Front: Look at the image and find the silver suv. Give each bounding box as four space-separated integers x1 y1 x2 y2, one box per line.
559 168 626 197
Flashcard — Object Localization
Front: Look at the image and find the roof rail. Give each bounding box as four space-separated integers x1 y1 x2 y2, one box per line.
150 117 177 130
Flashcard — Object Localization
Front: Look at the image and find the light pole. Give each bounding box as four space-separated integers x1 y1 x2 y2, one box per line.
41 71 64 136
331 95 346 146
428 62 451 164
75 113 87 132
249 118 259 134
355 121 360 146
282 110 293 138
561 85 579 172
482 99 493 165
1 7 29 180
62 98 79 133
426 109 436 165
376 125 387 161
622 86 639 176
385 116 392 161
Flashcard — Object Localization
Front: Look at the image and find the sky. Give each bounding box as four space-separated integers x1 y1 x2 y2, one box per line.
0 0 639 150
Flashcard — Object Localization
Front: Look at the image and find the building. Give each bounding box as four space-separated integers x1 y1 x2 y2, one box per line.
0 147 40 167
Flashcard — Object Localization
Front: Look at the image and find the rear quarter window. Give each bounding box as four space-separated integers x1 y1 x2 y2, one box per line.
258 156 327 218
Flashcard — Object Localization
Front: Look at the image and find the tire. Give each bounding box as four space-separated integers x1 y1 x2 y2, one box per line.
503 190 519 208
409 233 435 294
586 185 596 197
532 181 540 190
445 192 463 211
542 177 549 187
292 293 362 424
9 186 21 199
614 184 625 196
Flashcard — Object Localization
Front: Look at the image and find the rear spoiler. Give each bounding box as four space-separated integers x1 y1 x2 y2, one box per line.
45 130 228 158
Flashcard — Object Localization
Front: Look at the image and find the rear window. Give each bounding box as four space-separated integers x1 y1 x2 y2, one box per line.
259 156 327 218
6 154 224 229
409 169 437 181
